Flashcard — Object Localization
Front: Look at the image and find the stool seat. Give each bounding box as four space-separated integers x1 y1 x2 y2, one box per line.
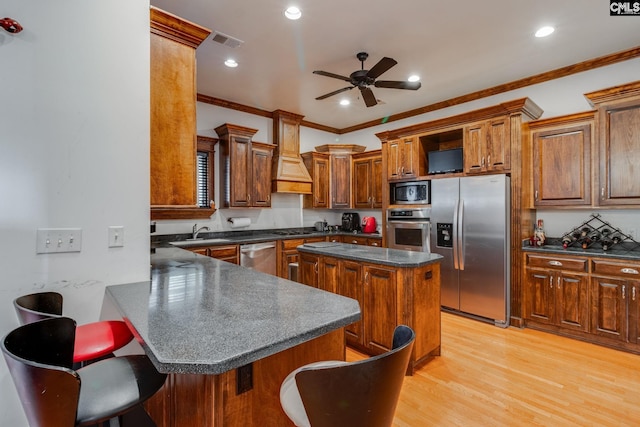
14 291 134 364
74 320 134 364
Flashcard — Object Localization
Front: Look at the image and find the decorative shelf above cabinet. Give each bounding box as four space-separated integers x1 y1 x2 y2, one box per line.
150 7 213 220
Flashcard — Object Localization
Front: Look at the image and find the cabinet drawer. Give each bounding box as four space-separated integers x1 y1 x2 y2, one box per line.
303 237 326 244
345 236 368 245
592 259 640 277
526 254 587 272
281 239 306 250
209 245 239 259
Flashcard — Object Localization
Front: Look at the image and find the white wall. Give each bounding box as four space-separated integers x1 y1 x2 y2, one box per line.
0 1 150 425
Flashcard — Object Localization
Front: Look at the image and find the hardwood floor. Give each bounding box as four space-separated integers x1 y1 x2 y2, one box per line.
347 312 640 426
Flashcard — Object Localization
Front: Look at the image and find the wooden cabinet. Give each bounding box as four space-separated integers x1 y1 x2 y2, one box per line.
590 259 640 344
330 153 351 208
586 81 640 206
216 123 274 208
301 152 330 209
150 8 213 220
299 250 441 373
277 237 326 278
464 117 510 174
343 235 381 246
187 244 239 264
524 254 589 332
528 112 594 207
352 150 383 209
387 137 425 180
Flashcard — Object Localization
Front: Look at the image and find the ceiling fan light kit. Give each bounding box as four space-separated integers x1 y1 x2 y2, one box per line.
313 52 421 107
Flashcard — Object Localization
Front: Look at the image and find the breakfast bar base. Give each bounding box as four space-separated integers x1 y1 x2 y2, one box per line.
144 329 346 427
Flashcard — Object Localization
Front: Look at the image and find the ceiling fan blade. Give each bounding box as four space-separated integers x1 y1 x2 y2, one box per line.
313 70 351 82
315 86 354 100
359 86 377 107
366 57 397 79
375 80 422 90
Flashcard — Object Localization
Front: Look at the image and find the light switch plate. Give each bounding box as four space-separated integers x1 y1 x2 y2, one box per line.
108 226 124 247
36 228 82 254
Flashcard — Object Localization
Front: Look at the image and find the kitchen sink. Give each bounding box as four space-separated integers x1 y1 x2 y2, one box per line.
170 238 231 247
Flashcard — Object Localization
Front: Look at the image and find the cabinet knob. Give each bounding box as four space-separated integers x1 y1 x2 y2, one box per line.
548 260 563 267
621 268 639 275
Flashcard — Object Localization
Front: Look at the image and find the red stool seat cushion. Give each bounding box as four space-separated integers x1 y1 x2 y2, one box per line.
73 320 134 364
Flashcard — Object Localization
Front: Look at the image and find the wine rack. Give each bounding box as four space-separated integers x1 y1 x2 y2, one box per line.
560 213 640 252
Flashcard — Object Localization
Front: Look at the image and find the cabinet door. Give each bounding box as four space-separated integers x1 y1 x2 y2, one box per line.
524 269 554 325
299 253 320 288
532 122 592 206
352 159 372 209
399 137 418 178
313 156 330 208
628 282 640 344
599 105 640 206
387 140 401 180
338 260 364 346
486 117 510 171
590 276 627 342
555 273 589 332
464 122 485 173
251 144 273 207
331 154 351 208
228 136 251 207
320 257 339 294
364 266 397 353
279 250 298 279
371 156 383 208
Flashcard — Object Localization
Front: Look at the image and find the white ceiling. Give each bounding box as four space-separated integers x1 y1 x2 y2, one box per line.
151 0 640 130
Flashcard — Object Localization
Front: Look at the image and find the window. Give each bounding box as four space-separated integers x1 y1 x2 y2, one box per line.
197 136 216 209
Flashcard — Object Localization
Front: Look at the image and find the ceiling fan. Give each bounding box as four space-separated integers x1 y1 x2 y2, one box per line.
313 52 421 107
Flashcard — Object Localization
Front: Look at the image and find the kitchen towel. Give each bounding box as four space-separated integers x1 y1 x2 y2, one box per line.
228 217 251 228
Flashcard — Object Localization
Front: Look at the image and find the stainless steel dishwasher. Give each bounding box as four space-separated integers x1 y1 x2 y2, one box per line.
240 241 277 276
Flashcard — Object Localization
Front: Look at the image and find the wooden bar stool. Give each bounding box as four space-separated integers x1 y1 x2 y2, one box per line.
13 291 134 365
2 317 166 426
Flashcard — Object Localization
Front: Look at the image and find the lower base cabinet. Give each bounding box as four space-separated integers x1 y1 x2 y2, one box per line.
299 252 441 373
187 245 239 264
524 253 640 353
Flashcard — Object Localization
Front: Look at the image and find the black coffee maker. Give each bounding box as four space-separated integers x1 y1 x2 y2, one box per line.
341 212 361 232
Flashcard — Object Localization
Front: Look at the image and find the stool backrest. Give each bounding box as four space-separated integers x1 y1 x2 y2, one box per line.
2 317 79 427
295 325 415 427
14 292 64 325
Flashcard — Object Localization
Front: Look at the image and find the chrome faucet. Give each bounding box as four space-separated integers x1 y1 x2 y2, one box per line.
192 224 210 239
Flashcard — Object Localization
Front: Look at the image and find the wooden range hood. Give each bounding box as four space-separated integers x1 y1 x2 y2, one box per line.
271 110 313 194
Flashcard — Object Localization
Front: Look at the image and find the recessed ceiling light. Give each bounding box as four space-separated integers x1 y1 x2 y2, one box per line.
284 6 302 20
408 75 420 82
339 99 350 106
224 59 238 68
535 26 555 38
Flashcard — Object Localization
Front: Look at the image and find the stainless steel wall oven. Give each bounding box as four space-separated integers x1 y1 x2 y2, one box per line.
386 207 431 252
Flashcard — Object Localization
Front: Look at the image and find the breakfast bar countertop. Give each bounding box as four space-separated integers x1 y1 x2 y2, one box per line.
103 247 361 375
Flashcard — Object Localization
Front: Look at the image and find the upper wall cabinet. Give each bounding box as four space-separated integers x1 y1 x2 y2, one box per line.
586 81 640 206
528 112 594 207
352 150 383 209
150 7 213 220
464 117 510 174
386 136 426 181
216 124 275 208
301 152 330 209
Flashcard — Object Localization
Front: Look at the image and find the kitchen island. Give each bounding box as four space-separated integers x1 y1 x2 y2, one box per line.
297 242 443 373
101 247 360 427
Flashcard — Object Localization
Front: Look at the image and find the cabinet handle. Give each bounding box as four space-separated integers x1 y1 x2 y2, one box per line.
548 260 563 267
487 155 491 166
352 239 358 244
314 262 318 274
621 268 639 275
557 277 561 288
364 271 369 283
371 242 379 246
601 187 605 199
634 286 637 302
622 285 626 300
535 190 538 202
549 277 553 288
481 156 485 168
401 166 405 176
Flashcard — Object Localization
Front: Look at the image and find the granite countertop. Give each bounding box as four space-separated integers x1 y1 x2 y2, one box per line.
104 247 361 375
297 242 443 267
522 238 640 261
152 228 382 249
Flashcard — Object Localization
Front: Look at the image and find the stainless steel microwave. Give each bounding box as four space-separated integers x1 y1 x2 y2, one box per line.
390 181 430 205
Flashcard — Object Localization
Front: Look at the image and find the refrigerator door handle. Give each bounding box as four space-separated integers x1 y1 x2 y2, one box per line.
453 199 460 270
458 198 465 271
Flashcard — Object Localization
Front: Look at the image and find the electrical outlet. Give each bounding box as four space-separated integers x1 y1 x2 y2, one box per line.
108 226 125 247
36 228 82 254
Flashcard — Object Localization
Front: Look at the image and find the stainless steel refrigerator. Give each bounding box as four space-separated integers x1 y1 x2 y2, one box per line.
430 174 510 326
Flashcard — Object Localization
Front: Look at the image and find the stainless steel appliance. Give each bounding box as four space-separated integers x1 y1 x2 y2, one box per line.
341 212 361 232
386 207 431 252
430 174 510 326
240 241 277 275
390 181 430 204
